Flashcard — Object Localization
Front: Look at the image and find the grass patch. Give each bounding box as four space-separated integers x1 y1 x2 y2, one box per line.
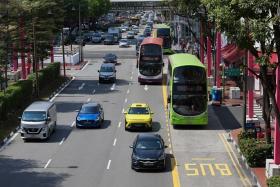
0 76 69 141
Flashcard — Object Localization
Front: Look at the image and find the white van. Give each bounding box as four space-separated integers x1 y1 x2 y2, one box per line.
20 101 57 141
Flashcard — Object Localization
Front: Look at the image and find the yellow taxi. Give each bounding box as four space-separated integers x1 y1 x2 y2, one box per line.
124 103 153 131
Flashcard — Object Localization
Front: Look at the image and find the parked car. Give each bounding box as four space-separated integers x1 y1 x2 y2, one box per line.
103 34 115 45
124 103 153 131
127 31 135 39
98 63 117 83
119 39 129 48
103 53 118 63
19 101 57 141
76 102 104 128
92 33 102 43
130 134 167 171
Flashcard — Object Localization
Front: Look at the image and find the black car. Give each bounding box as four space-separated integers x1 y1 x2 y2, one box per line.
103 34 114 45
103 53 117 64
130 134 167 171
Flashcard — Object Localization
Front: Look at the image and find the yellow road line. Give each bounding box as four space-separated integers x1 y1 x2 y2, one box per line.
221 133 252 186
162 75 181 187
191 158 216 161
218 134 250 186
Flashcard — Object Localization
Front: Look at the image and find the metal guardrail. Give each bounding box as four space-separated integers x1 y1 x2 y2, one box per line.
54 46 79 55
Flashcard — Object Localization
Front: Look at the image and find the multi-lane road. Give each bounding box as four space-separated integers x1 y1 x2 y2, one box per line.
0 37 254 187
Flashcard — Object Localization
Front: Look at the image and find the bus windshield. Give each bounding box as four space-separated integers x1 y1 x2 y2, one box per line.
157 28 171 49
172 66 207 116
139 44 162 76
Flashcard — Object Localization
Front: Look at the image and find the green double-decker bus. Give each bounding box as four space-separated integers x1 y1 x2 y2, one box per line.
153 24 173 54
167 54 208 126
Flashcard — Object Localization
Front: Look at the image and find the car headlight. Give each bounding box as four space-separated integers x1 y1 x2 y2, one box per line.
96 116 100 121
76 117 81 121
159 153 165 160
41 127 48 132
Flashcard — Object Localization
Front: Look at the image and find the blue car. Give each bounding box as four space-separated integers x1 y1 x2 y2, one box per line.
76 102 104 128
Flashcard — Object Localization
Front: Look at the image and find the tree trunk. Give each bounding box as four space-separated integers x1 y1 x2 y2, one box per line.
263 86 272 144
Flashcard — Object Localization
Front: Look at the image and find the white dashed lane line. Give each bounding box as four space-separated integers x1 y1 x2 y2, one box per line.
87 98 91 102
59 137 65 145
44 159 52 169
118 122 121 128
107 160 111 170
127 89 130 94
78 83 85 90
113 138 117 146
71 121 75 127
125 98 127 103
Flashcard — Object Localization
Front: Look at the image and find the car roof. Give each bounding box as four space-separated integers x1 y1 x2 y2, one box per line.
101 63 115 68
130 103 148 108
82 102 99 107
137 133 162 141
25 101 54 112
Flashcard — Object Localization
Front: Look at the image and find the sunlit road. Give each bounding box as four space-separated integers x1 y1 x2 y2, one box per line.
0 34 253 187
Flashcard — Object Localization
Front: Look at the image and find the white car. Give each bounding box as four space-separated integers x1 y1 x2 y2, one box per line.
132 26 139 34
119 39 129 47
127 31 135 39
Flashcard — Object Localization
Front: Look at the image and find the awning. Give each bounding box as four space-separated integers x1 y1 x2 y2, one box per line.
222 44 245 64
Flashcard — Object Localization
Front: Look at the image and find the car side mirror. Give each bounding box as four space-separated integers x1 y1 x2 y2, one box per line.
47 116 51 121
129 145 133 148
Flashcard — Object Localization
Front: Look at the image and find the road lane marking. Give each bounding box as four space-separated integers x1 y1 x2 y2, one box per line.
71 121 75 127
87 98 91 102
0 132 19 152
127 89 130 94
93 89 96 94
162 75 181 187
169 143 172 148
44 159 52 169
81 62 89 71
50 76 75 102
144 84 148 91
192 158 216 161
218 134 250 186
125 98 127 103
167 133 170 137
78 83 85 90
118 122 121 128
59 137 65 145
130 76 133 80
122 108 125 113
107 160 111 170
110 83 116 91
113 138 117 146
168 138 171 142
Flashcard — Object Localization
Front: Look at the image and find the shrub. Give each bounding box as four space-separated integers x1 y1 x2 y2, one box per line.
238 132 273 167
267 176 280 187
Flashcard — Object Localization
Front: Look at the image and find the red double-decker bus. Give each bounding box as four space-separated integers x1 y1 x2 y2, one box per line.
137 37 164 84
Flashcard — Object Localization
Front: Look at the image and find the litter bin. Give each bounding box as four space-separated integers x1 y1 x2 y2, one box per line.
212 87 222 102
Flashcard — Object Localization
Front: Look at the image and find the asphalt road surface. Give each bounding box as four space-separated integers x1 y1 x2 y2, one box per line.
0 39 254 187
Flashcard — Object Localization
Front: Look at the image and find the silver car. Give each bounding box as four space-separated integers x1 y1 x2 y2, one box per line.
98 63 117 83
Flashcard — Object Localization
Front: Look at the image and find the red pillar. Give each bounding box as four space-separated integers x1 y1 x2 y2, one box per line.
12 44 18 72
216 32 221 87
207 37 212 77
50 41 54 63
247 51 254 118
274 67 280 164
27 44 31 75
19 17 26 79
200 21 204 64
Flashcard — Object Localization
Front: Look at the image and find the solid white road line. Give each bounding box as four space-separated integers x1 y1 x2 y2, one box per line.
71 121 75 127
110 83 116 91
113 138 117 146
59 137 65 145
127 89 130 94
118 122 121 128
50 76 75 102
125 98 127 103
44 159 52 169
107 160 111 170
81 62 89 71
78 83 85 90
87 98 91 102
0 132 19 152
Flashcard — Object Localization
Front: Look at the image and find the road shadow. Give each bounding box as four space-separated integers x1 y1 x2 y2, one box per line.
116 79 130 86
0 156 70 187
73 120 111 130
56 101 84 113
211 105 242 130
151 121 161 132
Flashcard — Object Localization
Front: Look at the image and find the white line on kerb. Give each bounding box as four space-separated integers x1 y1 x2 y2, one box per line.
107 160 111 170
81 62 89 71
71 121 75 127
44 159 52 169
59 137 65 145
113 138 117 146
125 98 127 103
118 122 121 128
49 77 75 102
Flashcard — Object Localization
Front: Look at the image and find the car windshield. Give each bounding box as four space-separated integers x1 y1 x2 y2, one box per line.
136 139 162 150
80 106 99 114
100 66 114 72
93 33 101 37
120 39 127 43
22 111 47 121
128 107 149 114
105 54 116 59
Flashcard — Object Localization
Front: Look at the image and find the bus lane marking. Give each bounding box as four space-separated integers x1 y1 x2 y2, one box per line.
218 133 250 186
